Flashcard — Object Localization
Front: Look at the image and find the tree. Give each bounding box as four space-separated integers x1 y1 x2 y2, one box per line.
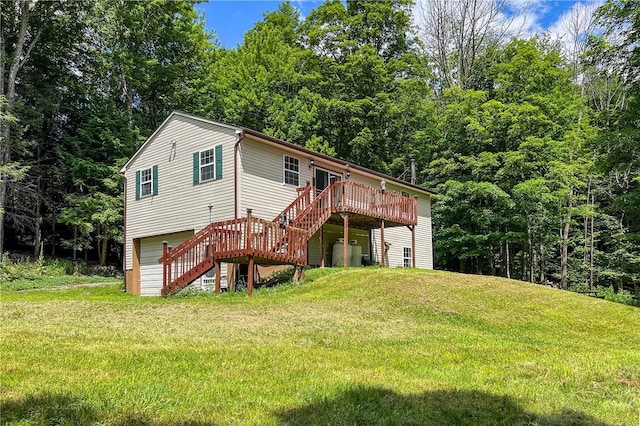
295 0 434 173
580 0 640 291
425 38 597 286
1 0 48 253
414 0 515 90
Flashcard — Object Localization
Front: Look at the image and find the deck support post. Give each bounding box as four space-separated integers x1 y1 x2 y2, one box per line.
299 265 306 281
161 241 168 296
167 246 173 293
214 259 221 294
319 225 325 268
380 219 385 268
247 256 254 295
410 225 416 268
343 213 349 267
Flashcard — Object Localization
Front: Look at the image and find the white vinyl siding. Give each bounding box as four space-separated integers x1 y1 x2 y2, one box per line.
239 137 313 220
124 115 236 271
283 155 300 186
353 175 433 269
139 231 193 296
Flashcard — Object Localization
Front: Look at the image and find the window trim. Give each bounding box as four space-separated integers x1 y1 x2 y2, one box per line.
139 167 153 198
403 246 412 268
198 147 216 183
283 154 300 186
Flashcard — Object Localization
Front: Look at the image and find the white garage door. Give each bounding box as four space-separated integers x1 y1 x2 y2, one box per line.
140 231 194 296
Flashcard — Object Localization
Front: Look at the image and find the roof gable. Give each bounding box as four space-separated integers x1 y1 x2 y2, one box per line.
119 111 240 173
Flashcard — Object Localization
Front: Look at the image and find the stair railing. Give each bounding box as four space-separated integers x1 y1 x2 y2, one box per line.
273 183 313 225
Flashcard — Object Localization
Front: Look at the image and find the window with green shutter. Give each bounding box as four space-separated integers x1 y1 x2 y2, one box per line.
194 144 223 185
136 166 157 199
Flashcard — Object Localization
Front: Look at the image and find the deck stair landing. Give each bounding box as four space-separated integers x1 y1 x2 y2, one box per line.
158 181 417 296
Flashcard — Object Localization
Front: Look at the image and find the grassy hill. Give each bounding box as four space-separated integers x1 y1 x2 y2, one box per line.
1 268 638 425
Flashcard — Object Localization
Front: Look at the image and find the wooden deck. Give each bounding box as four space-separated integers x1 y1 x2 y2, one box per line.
158 180 417 296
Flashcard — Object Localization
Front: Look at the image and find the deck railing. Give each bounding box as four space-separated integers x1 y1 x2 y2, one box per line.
282 180 418 238
332 181 417 225
158 215 307 295
292 184 333 236
159 180 417 295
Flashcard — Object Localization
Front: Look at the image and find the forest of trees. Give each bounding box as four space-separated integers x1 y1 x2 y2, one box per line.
1 0 638 292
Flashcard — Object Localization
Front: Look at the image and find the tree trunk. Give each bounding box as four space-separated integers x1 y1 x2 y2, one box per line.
560 195 573 289
589 194 595 288
100 235 108 266
505 240 511 280
50 219 56 256
33 146 42 258
528 226 534 282
72 226 77 261
0 144 8 254
34 194 42 258
0 0 41 254
583 179 591 268
539 244 546 284
489 247 496 276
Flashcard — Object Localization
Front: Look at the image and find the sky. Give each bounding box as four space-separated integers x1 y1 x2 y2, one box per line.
197 0 599 50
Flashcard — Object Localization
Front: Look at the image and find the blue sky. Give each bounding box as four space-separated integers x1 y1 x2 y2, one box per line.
198 1 322 48
197 1 591 49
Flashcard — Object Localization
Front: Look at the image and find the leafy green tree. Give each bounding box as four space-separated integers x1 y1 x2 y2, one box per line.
0 0 86 254
427 38 597 285
296 0 434 173
582 0 640 290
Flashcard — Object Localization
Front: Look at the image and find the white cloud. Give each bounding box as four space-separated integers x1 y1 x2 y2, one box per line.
547 0 601 39
546 0 602 60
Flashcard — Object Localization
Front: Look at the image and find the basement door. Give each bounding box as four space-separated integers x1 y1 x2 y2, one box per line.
139 230 193 296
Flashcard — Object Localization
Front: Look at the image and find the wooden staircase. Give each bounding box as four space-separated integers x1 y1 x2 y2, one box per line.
158 214 307 296
158 180 417 296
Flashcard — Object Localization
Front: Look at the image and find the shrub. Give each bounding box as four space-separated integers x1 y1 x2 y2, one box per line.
596 286 635 306
569 282 636 306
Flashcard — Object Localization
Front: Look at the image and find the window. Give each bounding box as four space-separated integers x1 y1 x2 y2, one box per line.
401 190 410 198
283 155 300 186
140 168 152 197
403 247 412 268
136 165 158 200
200 148 215 182
193 145 222 185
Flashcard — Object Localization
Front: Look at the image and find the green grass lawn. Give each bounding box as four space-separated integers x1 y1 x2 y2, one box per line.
1 268 638 425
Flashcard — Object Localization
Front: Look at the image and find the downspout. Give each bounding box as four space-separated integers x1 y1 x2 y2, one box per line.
234 129 245 219
121 173 127 291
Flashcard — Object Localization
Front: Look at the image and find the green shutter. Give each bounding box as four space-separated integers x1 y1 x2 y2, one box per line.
215 144 223 180
193 152 199 185
135 170 140 200
152 165 158 195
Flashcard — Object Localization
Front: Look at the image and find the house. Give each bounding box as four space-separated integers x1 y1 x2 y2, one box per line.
120 111 435 296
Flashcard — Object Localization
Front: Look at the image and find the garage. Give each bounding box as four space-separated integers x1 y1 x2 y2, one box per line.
139 231 194 296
